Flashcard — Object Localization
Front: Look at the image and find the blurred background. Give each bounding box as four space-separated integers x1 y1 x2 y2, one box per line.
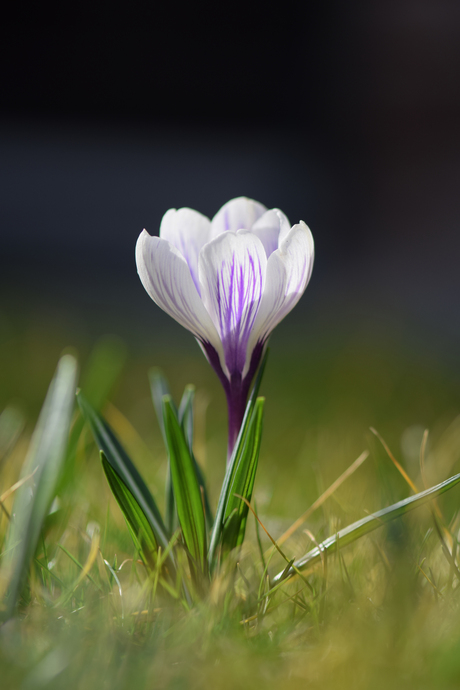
1 1 460 496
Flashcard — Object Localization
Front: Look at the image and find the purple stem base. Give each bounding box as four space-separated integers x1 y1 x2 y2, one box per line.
226 374 251 461
201 340 265 464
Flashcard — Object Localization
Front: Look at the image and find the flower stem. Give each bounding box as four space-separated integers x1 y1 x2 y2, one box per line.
200 339 265 465
226 374 250 464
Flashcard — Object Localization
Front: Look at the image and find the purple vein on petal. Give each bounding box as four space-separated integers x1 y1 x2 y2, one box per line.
152 259 199 334
159 208 212 296
199 232 266 379
222 247 263 375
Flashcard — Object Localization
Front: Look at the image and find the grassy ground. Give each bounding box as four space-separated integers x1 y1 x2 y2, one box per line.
1 313 460 689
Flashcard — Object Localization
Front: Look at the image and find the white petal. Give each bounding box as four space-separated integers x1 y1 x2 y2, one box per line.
211 196 267 238
198 230 267 377
159 208 211 294
135 231 223 354
251 208 291 258
247 221 314 361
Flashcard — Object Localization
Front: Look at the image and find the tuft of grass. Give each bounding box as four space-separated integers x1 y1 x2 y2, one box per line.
2 330 460 688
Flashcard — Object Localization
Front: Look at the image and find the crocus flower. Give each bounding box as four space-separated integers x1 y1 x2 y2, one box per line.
136 196 314 458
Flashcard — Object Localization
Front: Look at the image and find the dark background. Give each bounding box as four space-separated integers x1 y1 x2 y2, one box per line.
1 0 460 365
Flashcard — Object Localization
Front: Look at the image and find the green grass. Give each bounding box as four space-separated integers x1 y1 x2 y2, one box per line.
2 317 460 689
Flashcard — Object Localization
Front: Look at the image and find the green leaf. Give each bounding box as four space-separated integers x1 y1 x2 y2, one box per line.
149 368 174 445
0 354 78 618
149 368 176 534
221 397 265 555
149 372 213 532
162 396 207 578
178 385 194 453
77 393 170 555
178 385 213 528
273 470 460 585
100 452 158 567
208 350 268 568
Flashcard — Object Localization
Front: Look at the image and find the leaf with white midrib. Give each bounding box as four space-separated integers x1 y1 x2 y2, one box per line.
162 396 207 578
77 393 170 552
208 350 268 568
273 470 460 584
221 398 265 554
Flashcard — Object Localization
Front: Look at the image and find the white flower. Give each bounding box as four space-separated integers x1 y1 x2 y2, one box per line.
136 196 314 453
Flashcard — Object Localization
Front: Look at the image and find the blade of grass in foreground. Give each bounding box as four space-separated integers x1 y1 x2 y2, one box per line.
272 470 460 584
0 354 78 618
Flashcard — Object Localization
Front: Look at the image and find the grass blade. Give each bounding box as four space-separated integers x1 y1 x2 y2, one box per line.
0 354 78 618
275 450 369 549
162 396 207 578
221 398 265 555
273 470 460 584
77 393 170 553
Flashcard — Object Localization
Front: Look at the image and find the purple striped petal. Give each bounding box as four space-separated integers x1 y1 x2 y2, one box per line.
159 208 212 295
246 221 314 368
198 230 267 378
135 231 223 360
251 209 291 258
211 196 267 238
